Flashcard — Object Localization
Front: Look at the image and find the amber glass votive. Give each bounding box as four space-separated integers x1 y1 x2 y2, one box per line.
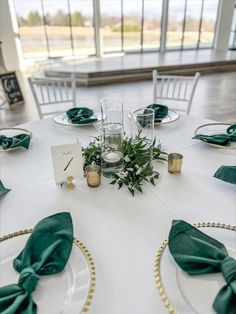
168 153 183 174
85 164 101 187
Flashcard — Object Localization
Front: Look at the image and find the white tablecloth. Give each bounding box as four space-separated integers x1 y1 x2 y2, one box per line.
1 115 236 314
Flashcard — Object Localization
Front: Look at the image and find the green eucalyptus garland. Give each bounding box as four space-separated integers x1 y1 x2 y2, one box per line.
83 136 167 195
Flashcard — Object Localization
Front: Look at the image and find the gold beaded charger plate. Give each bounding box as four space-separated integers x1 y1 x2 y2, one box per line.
0 127 32 153
0 230 96 313
154 223 236 314
128 109 180 126
53 111 103 127
194 123 236 150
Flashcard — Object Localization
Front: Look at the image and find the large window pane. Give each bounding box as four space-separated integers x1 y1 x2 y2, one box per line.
42 0 72 58
123 0 142 51
14 0 48 58
167 0 219 50
183 0 202 48
167 0 186 49
142 0 162 50
14 0 95 58
69 0 95 56
100 0 122 53
199 0 219 48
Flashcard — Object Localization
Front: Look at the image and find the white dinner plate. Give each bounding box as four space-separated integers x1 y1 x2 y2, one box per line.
53 111 103 127
0 127 32 153
0 231 95 314
155 223 236 314
128 108 180 126
194 122 236 149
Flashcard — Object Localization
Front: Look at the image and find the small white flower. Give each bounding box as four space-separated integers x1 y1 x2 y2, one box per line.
127 168 133 171
136 167 143 175
124 156 130 162
118 171 127 179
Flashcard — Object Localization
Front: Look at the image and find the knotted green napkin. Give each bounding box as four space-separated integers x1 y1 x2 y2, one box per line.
66 107 97 124
0 212 73 314
193 124 236 146
0 134 30 150
214 166 236 185
146 104 168 122
168 220 236 314
0 180 11 194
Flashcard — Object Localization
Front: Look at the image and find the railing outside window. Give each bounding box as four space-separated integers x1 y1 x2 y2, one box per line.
14 0 220 59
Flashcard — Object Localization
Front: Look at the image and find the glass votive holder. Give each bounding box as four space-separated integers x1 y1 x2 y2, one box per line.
85 164 101 187
168 153 183 174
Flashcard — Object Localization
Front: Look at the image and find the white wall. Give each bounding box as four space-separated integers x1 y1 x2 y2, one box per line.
214 0 235 51
0 0 23 71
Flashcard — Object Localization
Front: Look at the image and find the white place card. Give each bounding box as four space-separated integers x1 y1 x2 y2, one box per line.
51 143 83 184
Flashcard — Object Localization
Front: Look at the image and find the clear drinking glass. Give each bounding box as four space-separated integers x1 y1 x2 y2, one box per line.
100 97 124 127
130 108 154 162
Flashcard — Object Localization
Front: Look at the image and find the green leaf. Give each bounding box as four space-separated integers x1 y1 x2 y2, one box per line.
150 177 155 186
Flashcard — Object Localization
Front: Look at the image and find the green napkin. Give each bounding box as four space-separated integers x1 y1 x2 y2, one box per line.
214 166 236 185
0 212 73 314
0 180 11 194
193 124 236 146
169 220 236 314
146 104 168 122
0 134 30 150
66 107 97 124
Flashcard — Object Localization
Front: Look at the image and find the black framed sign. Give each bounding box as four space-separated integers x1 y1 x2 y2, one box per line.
0 72 24 105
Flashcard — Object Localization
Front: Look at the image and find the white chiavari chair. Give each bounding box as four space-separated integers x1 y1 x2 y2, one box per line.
152 70 200 115
28 74 76 119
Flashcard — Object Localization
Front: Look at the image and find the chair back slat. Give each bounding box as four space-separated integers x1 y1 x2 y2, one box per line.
177 80 182 99
152 70 200 115
160 78 164 97
166 78 170 98
172 79 177 98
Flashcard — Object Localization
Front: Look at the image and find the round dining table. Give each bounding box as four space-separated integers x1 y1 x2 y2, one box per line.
0 114 235 314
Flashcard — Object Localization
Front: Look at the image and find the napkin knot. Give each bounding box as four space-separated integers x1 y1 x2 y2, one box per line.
18 267 40 294
221 256 236 284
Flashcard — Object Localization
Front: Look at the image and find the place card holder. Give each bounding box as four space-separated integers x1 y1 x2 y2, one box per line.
51 143 83 189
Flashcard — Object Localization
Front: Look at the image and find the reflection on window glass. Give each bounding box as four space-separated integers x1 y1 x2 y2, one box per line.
69 0 95 56
100 0 122 53
143 0 162 50
14 0 48 58
123 0 142 51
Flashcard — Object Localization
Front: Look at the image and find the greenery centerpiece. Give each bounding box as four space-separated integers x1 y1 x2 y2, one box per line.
83 136 167 196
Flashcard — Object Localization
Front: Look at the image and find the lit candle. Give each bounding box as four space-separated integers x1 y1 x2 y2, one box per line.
104 152 120 163
85 165 101 187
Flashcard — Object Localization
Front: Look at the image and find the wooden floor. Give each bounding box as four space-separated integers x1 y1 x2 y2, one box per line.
0 71 236 127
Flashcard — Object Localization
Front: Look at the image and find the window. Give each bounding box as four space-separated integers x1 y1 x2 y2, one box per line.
14 0 221 59
14 0 48 58
14 0 95 58
166 0 219 50
100 0 122 52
